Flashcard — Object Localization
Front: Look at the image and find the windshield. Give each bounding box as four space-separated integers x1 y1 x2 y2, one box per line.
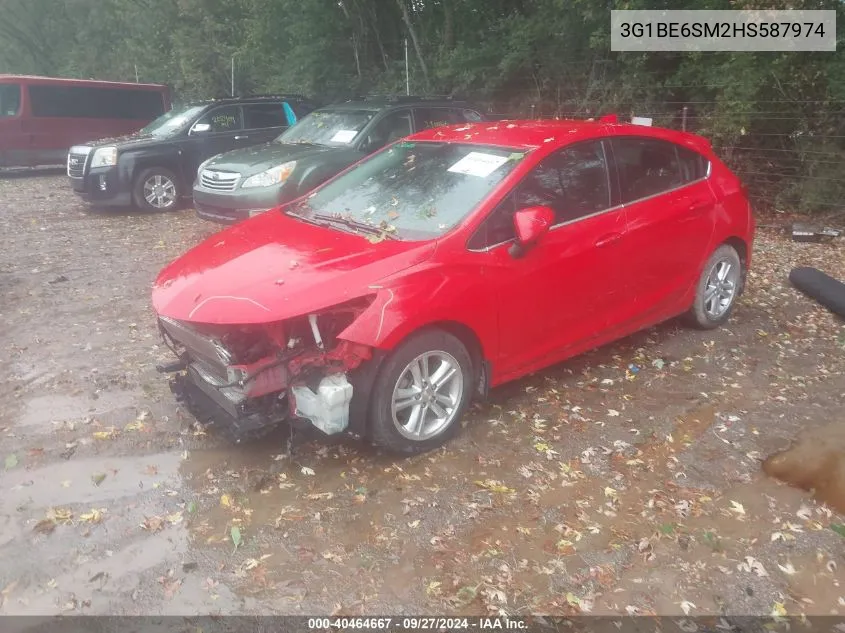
276 109 376 146
139 105 205 136
287 142 527 241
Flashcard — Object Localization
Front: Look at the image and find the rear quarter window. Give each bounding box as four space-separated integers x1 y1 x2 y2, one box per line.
677 146 710 182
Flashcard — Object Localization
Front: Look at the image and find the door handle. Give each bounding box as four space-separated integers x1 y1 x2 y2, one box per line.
234 135 249 140
595 232 623 248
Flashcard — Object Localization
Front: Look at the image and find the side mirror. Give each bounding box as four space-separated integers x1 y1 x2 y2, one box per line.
191 123 211 134
509 206 554 258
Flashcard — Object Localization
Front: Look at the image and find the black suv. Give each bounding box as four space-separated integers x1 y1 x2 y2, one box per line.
192 96 485 224
67 95 319 211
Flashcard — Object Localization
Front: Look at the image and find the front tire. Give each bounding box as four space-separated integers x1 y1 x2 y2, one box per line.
686 243 743 329
133 167 181 211
368 329 474 454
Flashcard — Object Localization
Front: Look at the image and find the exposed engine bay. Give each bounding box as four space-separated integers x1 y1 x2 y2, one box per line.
156 297 374 441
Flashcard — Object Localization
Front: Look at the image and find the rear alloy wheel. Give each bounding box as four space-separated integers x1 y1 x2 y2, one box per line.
369 330 473 454
133 167 181 211
686 243 743 329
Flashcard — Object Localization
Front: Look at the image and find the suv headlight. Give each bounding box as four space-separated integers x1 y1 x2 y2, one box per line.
241 161 296 189
90 146 118 168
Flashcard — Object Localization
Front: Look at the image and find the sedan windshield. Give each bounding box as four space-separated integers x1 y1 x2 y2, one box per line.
287 142 526 241
276 109 375 146
140 105 205 136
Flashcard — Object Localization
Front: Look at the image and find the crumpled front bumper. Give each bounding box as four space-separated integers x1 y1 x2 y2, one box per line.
168 370 290 441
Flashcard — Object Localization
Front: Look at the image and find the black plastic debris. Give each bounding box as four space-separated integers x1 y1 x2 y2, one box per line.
789 266 845 318
790 222 841 243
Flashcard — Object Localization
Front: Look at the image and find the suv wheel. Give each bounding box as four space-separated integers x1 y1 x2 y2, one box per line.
133 167 181 211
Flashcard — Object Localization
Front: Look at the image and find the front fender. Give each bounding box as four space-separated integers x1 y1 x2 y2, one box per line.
337 264 498 360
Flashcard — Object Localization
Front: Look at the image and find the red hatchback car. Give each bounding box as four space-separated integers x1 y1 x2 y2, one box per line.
152 119 754 453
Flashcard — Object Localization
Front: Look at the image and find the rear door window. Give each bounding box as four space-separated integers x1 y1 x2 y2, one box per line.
243 103 287 130
0 84 21 117
611 137 684 203
195 105 243 133
413 107 464 130
365 109 413 149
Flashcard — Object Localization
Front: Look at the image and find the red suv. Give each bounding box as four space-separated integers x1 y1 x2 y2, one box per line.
152 119 755 453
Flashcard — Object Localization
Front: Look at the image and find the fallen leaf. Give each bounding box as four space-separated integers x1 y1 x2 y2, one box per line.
830 524 845 538
165 511 183 525
33 519 56 535
80 509 105 524
300 466 315 476
92 428 117 440
220 494 232 508
4 454 18 470
231 526 243 551
141 516 165 532
771 602 787 617
474 480 515 494
729 501 745 516
737 556 768 577
91 473 106 487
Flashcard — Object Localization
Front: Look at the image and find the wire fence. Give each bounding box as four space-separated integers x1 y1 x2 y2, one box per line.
480 94 845 221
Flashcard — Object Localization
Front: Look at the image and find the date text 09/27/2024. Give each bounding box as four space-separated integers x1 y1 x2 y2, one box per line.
307 617 527 630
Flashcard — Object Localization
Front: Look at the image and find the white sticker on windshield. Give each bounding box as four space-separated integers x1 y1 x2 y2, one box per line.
447 152 509 178
330 129 358 143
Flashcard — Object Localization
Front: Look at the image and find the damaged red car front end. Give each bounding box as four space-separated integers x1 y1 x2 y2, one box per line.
151 206 437 441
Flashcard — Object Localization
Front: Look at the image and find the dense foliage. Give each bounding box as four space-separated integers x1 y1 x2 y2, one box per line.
1 0 844 214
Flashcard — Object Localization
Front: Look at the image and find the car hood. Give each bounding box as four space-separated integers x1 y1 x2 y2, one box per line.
83 132 175 151
207 142 361 176
152 210 436 325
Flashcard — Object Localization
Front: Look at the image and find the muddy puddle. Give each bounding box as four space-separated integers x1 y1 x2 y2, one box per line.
13 391 141 434
763 421 845 514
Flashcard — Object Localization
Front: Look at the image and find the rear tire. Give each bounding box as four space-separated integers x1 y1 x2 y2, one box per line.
685 243 743 329
368 329 474 454
133 167 181 212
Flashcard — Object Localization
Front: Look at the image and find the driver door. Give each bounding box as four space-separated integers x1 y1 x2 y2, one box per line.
468 139 628 379
183 104 249 181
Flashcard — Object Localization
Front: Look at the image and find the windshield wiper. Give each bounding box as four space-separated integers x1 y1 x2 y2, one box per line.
313 213 398 239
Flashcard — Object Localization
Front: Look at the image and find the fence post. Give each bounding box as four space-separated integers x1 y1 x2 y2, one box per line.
682 106 688 131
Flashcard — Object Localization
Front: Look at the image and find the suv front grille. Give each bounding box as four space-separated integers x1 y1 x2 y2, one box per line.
200 170 241 192
67 148 91 178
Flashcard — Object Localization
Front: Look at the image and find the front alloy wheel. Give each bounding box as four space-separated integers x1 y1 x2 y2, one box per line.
369 329 474 454
143 174 177 209
391 351 464 441
133 167 181 212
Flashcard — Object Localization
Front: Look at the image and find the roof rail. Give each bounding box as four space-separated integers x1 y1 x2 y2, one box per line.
350 94 464 103
243 93 310 100
210 93 311 101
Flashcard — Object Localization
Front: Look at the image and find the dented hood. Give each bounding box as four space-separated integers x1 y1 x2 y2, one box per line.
152 210 435 325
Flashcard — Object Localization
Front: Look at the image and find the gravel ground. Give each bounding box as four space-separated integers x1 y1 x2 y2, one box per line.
1 170 844 618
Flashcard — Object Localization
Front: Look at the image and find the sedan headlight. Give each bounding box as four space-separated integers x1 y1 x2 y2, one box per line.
241 161 296 189
90 146 118 168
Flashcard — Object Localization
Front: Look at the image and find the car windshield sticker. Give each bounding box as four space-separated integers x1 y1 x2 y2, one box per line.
330 129 358 143
447 151 509 178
